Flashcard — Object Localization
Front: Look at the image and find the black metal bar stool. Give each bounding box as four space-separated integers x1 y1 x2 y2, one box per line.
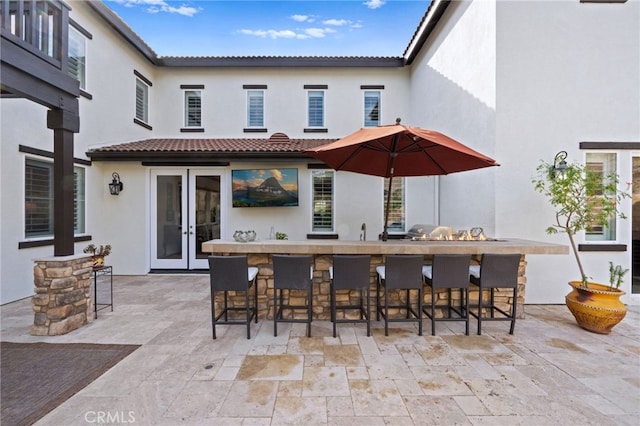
329 255 371 337
376 255 424 336
422 254 471 336
208 255 259 339
272 255 314 337
468 254 521 335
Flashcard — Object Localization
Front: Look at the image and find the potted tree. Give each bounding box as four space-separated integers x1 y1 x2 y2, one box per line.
532 153 630 334
83 244 112 268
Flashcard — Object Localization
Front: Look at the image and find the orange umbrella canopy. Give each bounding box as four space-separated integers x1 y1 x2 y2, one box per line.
306 120 499 241
306 121 499 177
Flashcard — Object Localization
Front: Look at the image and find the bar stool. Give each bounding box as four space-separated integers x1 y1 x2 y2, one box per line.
329 255 371 337
422 254 471 336
468 254 521 335
208 256 259 339
376 255 424 336
272 255 314 337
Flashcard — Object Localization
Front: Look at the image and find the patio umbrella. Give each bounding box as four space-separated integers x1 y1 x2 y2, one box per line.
306 119 499 241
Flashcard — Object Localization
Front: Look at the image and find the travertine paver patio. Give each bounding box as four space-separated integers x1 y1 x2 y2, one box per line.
1 274 639 425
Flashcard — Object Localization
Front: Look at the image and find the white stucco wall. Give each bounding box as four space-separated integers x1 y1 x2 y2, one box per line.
408 0 497 235
151 67 410 139
496 0 640 304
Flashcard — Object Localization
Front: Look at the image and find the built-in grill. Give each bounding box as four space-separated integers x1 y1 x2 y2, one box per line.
406 224 494 241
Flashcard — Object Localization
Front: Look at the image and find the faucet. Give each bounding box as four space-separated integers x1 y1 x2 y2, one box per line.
360 223 366 241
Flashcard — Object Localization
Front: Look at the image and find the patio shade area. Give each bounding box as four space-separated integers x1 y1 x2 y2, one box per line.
1 274 638 425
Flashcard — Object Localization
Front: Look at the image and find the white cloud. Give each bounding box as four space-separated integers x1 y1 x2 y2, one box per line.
323 19 349 27
239 29 304 40
112 0 200 17
305 28 328 38
291 14 315 23
363 0 385 9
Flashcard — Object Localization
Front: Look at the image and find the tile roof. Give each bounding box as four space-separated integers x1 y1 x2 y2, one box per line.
86 134 337 161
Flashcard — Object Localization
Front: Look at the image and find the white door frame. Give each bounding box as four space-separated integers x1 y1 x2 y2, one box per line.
150 168 226 270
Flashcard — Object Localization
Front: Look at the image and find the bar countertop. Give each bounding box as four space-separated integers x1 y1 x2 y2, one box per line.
202 238 569 255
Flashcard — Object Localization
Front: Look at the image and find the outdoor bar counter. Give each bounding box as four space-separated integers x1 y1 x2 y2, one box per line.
202 238 568 321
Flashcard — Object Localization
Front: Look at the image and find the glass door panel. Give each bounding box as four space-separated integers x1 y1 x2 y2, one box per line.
189 172 221 269
151 170 187 269
633 156 639 294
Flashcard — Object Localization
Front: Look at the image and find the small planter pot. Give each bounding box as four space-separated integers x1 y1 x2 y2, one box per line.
91 255 105 268
565 281 627 335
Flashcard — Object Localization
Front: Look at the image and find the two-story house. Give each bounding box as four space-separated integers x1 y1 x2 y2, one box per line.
1 0 638 307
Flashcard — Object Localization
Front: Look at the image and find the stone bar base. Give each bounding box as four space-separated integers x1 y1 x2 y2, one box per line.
213 253 527 321
31 254 94 336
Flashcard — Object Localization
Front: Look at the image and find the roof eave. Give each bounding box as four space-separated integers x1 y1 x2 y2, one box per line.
86 150 317 162
85 1 158 65
403 0 451 65
157 56 405 68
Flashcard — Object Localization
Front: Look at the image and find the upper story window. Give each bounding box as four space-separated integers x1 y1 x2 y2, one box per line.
364 91 381 127
25 158 85 238
184 90 202 127
247 90 265 128
135 78 149 123
307 90 325 128
68 26 86 90
384 177 405 233
312 170 334 232
585 152 618 241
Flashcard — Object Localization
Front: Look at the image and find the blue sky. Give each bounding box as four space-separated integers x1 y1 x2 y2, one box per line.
104 0 431 57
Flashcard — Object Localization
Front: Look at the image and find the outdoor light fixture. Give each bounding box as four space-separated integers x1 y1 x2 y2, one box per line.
108 172 124 195
550 151 568 179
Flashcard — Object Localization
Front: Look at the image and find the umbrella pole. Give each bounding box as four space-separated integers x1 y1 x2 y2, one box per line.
382 174 393 242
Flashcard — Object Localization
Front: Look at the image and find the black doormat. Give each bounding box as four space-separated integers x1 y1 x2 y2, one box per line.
1 342 140 426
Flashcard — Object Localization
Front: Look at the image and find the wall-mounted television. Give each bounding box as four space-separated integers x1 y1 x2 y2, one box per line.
232 168 299 207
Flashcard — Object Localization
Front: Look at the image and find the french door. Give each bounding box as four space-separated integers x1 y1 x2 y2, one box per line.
150 169 223 269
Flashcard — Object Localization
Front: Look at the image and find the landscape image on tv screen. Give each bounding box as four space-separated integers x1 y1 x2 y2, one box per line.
232 168 299 207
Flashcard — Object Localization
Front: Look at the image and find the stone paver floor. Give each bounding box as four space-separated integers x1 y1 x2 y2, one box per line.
1 274 639 425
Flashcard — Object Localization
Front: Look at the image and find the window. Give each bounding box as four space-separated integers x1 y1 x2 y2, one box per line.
247 90 264 128
585 152 617 241
68 26 86 90
312 171 334 232
364 91 380 127
135 78 149 123
184 90 201 127
308 91 324 128
25 159 85 238
383 177 405 232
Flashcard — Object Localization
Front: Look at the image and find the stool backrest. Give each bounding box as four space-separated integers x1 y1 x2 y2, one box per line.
384 255 424 289
273 255 312 290
431 254 472 289
332 255 371 290
209 256 248 291
479 254 521 288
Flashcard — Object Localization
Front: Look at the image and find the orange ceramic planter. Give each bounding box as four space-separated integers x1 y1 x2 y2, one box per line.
565 281 627 335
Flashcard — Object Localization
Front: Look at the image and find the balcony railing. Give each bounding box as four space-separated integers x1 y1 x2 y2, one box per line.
0 0 69 69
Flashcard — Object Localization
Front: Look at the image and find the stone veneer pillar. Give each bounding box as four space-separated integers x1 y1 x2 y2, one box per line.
31 254 94 336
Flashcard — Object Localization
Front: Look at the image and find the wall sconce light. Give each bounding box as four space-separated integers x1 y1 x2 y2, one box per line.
109 172 124 195
550 151 568 179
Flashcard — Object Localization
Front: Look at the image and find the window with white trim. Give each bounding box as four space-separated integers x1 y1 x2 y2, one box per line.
25 158 85 238
308 91 324 127
383 177 405 232
135 78 149 123
312 170 334 232
247 90 264 128
184 90 202 127
68 26 86 90
585 152 617 241
364 91 380 127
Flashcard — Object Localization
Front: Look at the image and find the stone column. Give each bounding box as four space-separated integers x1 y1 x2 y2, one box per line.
31 254 94 336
